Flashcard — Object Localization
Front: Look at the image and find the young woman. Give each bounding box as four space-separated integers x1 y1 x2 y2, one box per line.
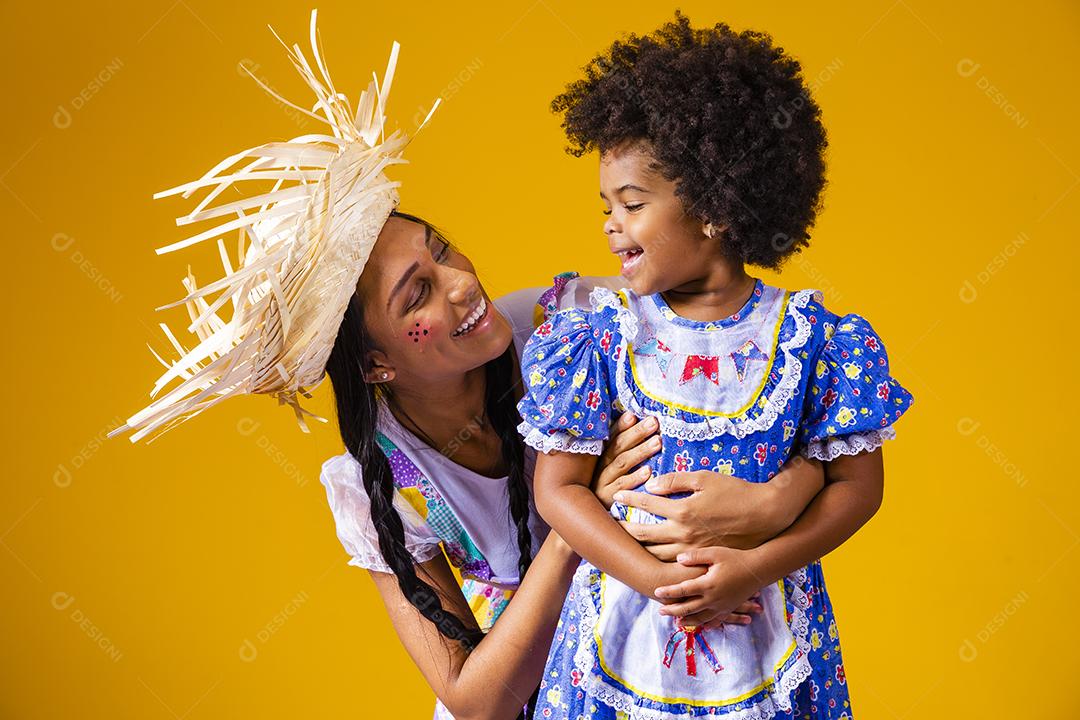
319 212 827 720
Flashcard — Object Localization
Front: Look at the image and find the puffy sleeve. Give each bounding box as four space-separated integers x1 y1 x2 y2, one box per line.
798 312 914 461
516 304 619 455
536 272 628 322
318 453 444 572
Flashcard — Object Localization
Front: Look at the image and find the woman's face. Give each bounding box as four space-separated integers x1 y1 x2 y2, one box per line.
355 216 513 385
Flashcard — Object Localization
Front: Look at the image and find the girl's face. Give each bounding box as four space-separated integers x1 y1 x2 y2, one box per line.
356 216 513 385
599 141 725 296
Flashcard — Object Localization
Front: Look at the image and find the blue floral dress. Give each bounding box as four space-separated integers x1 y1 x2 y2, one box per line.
516 280 913 720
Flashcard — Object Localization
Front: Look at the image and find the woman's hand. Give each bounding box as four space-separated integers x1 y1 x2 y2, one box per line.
654 547 764 630
591 413 662 509
614 456 825 556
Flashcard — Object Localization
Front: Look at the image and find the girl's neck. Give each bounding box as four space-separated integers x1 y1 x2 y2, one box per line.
661 261 756 323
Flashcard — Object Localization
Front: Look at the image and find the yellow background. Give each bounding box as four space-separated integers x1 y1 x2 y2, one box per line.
3 1 1076 717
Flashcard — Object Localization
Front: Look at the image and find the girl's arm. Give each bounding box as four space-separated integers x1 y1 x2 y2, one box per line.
612 454 825 558
368 531 579 720
534 450 703 601
654 449 884 626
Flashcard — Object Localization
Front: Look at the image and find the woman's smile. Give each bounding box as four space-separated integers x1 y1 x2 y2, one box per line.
452 296 491 338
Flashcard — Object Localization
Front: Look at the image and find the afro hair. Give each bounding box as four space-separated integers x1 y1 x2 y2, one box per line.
552 11 829 269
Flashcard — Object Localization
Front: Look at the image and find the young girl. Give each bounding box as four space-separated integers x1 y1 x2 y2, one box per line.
517 14 913 720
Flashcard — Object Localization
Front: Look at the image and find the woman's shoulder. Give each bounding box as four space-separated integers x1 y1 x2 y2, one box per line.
495 273 627 327
494 273 578 359
554 274 628 316
497 273 629 359
318 451 379 527
318 448 443 572
531 285 638 359
320 450 361 491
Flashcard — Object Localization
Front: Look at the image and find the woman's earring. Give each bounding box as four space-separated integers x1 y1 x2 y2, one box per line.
704 223 716 239
380 372 389 380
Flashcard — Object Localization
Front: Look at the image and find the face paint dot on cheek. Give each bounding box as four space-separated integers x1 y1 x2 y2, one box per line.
406 321 433 348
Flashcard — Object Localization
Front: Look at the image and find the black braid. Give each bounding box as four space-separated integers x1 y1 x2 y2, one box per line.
325 212 540 718
485 344 534 581
326 292 485 651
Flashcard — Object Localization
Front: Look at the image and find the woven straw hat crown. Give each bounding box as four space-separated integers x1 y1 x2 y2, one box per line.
109 9 438 444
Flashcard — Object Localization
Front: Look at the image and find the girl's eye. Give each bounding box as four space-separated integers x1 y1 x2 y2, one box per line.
602 204 643 216
436 240 450 262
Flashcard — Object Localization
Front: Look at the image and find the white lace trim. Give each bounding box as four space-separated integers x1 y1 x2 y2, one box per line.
802 426 896 461
784 565 813 660
592 287 819 442
345 545 444 574
568 564 814 720
517 420 604 456
590 285 641 343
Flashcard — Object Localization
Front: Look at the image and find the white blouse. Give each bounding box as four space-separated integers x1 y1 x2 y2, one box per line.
318 275 623 578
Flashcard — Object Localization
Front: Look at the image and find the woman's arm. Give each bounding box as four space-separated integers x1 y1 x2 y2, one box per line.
591 412 663 509
363 413 716 720
653 449 884 627
369 531 579 720
534 450 703 600
613 455 825 558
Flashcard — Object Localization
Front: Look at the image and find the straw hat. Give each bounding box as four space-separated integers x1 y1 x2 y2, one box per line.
109 9 438 444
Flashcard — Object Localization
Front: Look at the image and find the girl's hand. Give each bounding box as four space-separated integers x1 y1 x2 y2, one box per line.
670 592 765 629
591 413 661 510
650 560 762 627
654 546 764 630
615 459 823 555
722 594 765 628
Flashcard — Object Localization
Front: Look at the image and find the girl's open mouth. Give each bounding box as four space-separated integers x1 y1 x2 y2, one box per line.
617 248 644 277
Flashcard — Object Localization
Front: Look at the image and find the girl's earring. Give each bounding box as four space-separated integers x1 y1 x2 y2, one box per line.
380 372 389 381
703 223 716 239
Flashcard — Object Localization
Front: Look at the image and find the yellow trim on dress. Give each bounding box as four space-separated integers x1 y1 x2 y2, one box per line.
620 290 791 418
592 572 798 707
